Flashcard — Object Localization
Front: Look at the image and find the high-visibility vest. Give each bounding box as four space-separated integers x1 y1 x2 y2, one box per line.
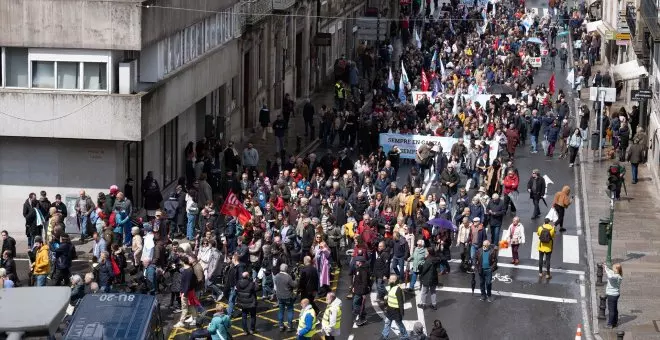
387 285 400 309
321 302 342 330
297 307 318 338
335 83 344 98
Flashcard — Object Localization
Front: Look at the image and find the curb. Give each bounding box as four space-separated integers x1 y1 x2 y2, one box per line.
579 145 601 340
568 21 599 340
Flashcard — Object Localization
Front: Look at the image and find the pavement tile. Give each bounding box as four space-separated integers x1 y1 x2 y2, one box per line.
581 92 660 339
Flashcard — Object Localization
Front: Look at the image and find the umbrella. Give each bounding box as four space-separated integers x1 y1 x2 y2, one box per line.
427 217 457 232
487 84 516 95
527 37 543 44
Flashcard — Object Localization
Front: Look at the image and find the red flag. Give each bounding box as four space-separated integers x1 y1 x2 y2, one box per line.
493 37 499 50
421 68 429 91
548 73 556 95
220 191 253 225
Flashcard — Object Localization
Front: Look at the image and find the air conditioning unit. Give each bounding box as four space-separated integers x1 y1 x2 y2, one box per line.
119 60 138 94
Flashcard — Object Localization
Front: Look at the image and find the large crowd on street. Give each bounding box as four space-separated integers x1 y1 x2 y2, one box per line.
0 0 630 338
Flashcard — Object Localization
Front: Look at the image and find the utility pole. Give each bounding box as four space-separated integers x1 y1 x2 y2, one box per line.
606 191 614 266
598 88 605 161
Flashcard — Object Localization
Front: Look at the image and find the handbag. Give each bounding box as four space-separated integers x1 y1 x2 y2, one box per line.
266 126 274 134
545 207 559 222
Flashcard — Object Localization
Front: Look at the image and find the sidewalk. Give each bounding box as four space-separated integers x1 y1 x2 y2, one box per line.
579 64 660 340
244 89 335 170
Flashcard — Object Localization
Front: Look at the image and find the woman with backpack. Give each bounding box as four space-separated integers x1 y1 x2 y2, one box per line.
537 218 556 279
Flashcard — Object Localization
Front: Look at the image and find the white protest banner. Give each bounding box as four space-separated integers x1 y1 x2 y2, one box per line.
411 91 435 105
379 133 500 162
530 57 542 67
412 91 514 108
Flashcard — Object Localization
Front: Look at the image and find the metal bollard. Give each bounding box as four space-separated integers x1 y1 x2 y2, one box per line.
597 295 607 320
616 331 625 340
596 263 605 286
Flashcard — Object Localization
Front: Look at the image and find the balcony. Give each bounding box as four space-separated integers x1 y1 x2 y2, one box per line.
640 0 660 40
244 0 273 27
0 90 141 141
272 0 296 11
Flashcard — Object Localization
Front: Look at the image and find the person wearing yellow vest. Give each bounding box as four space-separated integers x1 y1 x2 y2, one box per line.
334 81 345 110
297 298 318 340
381 274 409 340
321 292 342 340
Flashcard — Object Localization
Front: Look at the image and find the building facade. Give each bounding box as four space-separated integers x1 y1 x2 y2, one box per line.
631 0 660 183
0 0 367 236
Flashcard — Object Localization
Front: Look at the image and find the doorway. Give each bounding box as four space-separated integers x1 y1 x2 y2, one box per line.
123 141 143 207
296 33 303 98
243 52 253 129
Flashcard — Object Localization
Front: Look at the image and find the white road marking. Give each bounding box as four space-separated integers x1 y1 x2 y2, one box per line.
530 233 540 260
414 282 427 334
423 173 437 197
579 274 586 298
438 286 579 304
562 234 580 264
447 260 585 275
498 245 512 257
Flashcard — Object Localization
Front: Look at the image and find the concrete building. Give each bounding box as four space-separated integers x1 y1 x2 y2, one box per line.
0 0 371 237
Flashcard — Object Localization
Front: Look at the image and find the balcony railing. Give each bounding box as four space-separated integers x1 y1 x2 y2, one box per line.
641 0 660 39
272 0 296 11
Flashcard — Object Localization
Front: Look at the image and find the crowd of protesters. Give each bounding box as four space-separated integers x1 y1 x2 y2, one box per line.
2 0 626 338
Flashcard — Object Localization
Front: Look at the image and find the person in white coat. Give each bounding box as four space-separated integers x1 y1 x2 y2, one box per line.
503 216 525 265
321 292 342 339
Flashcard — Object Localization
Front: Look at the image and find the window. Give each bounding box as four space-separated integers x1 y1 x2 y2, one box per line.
83 62 107 90
6 48 29 87
32 61 55 88
57 62 79 89
161 118 178 187
231 76 238 101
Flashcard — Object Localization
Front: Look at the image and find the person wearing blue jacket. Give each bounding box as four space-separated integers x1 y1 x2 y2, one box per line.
468 197 485 225
297 298 317 339
545 119 561 157
207 304 231 340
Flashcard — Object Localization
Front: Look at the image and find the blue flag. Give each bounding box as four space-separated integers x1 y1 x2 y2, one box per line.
430 50 438 73
432 78 440 98
398 76 407 103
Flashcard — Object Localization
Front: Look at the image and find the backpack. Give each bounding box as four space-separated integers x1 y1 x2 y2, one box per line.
539 227 552 243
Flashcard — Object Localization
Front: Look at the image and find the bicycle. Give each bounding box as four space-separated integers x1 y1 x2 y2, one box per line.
492 272 513 283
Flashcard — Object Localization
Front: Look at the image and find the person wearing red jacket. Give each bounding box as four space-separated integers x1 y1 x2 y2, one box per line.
502 169 519 214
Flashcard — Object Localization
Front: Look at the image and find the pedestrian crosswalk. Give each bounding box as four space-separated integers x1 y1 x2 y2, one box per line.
497 232 581 265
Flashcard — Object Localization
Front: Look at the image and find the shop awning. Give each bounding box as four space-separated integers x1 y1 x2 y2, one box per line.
612 60 648 81
586 20 603 33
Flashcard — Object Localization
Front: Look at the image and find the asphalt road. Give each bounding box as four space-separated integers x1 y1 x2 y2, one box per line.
9 1 588 339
